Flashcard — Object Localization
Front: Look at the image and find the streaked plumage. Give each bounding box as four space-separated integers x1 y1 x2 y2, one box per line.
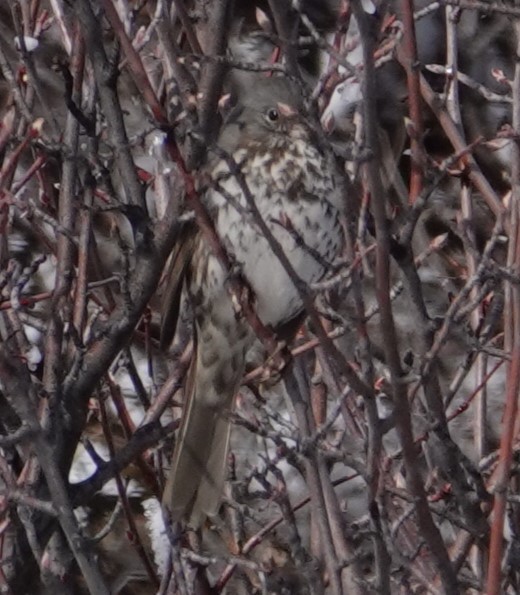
161 77 344 526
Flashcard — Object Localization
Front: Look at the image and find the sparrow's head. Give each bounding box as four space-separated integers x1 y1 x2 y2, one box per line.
218 77 311 152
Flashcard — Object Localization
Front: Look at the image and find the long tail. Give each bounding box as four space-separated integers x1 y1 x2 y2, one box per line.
162 348 237 527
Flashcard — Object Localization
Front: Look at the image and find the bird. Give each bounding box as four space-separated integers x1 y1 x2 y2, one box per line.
160 76 345 527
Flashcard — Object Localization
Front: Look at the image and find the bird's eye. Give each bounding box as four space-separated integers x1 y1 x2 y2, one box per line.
266 108 279 122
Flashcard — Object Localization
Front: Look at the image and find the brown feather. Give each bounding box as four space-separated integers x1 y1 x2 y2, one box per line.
159 223 197 349
161 222 239 525
162 339 238 525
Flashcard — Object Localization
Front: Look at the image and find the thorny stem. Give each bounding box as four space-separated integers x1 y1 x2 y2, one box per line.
486 20 520 595
353 2 459 592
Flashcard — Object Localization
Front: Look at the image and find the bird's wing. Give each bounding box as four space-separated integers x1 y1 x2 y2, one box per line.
160 221 198 349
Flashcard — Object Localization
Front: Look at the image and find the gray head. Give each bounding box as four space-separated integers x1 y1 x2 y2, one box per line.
217 77 310 153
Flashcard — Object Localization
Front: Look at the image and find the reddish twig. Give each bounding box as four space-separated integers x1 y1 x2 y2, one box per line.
397 0 424 203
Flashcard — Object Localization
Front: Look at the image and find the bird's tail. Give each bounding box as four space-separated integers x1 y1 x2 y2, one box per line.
162 354 236 527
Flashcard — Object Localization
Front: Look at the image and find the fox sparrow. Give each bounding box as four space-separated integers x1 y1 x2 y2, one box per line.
161 77 345 526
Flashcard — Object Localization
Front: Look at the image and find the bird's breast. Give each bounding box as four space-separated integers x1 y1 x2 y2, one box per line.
206 144 343 326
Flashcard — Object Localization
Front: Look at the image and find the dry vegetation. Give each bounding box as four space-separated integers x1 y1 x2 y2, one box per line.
0 0 519 593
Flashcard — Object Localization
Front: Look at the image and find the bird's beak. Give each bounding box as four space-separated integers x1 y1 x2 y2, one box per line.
277 102 298 117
